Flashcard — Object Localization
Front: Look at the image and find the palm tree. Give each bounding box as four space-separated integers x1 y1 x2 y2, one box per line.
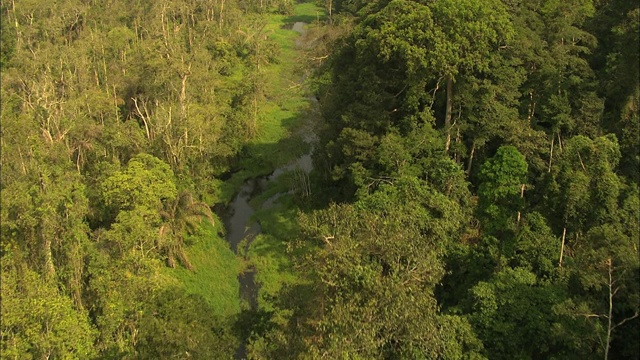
158 190 214 270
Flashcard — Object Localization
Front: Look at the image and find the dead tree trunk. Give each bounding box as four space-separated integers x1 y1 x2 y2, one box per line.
466 141 476 176
605 258 613 360
219 0 225 30
444 76 453 154
559 227 566 267
517 184 525 224
548 134 555 172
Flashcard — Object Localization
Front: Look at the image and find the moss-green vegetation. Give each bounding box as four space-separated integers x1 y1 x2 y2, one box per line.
6 0 637 358
251 0 639 358
162 220 241 317
249 195 302 308
234 2 327 310
1 0 326 357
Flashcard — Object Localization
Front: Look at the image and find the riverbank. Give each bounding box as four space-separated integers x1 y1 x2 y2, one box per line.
159 4 325 356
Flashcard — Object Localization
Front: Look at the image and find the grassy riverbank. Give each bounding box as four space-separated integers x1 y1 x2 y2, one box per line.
161 220 241 317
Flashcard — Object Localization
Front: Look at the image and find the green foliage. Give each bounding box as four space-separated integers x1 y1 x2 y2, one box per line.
1 261 97 359
307 0 638 357
469 268 567 359
136 287 237 359
0 3 15 70
2 0 639 358
159 190 216 269
260 199 482 358
252 173 479 358
477 145 527 237
102 153 177 212
547 135 622 231
162 222 242 317
510 212 559 279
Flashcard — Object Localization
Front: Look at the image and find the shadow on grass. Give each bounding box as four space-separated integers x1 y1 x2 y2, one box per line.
217 96 318 204
217 131 309 205
285 0 327 24
284 14 319 24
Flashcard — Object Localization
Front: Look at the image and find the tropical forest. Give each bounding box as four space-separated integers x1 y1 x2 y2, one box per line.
0 0 638 359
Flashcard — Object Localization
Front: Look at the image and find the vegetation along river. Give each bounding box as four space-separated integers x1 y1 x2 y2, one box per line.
220 21 316 360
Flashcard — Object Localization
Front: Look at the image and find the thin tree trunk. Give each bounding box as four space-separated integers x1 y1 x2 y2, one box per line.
161 3 169 48
76 150 82 172
179 66 190 119
559 227 566 267
527 90 536 123
219 0 225 30
112 84 119 123
557 131 563 152
11 0 21 47
454 116 461 162
38 174 56 280
605 258 613 360
43 235 55 279
517 184 525 224
444 76 453 154
548 134 555 172
466 141 476 176
132 98 152 141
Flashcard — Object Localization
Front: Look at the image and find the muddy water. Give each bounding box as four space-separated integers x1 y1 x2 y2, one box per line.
224 180 264 253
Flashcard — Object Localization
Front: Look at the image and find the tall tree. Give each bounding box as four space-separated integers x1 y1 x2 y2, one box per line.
1 257 96 359
259 185 483 358
477 145 528 269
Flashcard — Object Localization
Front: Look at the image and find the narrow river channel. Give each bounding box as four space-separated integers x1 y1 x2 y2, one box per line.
223 120 315 359
219 21 315 360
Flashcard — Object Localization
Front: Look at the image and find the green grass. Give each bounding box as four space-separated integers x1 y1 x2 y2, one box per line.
161 219 241 317
288 2 327 23
240 1 326 309
156 0 324 326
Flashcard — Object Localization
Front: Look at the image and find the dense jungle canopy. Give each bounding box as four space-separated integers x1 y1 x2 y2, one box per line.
1 0 638 359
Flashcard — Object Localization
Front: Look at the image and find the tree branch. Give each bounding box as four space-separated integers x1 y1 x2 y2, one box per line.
612 312 639 331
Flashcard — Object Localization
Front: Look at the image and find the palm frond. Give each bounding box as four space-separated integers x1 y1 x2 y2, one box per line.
157 189 215 271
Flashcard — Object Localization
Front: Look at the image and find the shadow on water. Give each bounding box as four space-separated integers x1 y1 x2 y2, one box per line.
221 146 313 359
